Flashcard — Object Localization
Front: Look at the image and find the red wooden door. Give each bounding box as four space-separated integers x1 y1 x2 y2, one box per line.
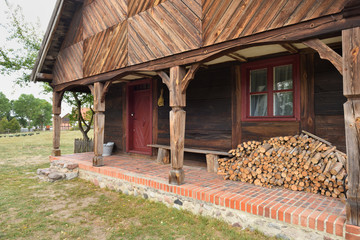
127 81 152 155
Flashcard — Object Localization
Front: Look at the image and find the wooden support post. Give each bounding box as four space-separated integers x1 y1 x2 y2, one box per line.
343 27 360 226
92 82 105 166
156 148 170 164
206 154 219 173
158 64 201 185
52 91 63 156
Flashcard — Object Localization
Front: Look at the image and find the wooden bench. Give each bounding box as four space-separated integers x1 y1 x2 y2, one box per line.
148 144 231 173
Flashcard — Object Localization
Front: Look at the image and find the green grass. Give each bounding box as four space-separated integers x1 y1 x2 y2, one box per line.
0 130 275 240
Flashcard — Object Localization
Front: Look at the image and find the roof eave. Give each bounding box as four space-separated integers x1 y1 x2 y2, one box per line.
30 0 65 83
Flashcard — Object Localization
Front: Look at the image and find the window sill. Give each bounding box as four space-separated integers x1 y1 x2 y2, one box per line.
241 117 299 122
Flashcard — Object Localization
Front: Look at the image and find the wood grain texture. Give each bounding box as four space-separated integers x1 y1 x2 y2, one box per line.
343 27 360 226
202 0 347 46
128 0 167 17
232 65 242 148
104 84 125 153
300 53 315 133
241 121 300 143
52 114 61 156
303 39 343 74
83 21 127 77
93 82 105 166
157 64 232 151
53 42 83 85
128 0 202 65
83 0 127 39
61 5 83 49
315 115 345 152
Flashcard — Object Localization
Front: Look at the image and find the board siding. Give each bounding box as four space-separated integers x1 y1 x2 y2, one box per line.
82 0 127 40
241 121 300 143
128 0 167 17
53 42 83 85
202 0 346 46
104 83 125 153
128 0 202 65
61 6 83 49
83 21 128 77
312 49 346 152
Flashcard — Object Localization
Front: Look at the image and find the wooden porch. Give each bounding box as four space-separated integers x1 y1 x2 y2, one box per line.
50 152 351 239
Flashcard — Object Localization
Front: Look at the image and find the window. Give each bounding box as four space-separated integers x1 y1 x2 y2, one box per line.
241 55 300 121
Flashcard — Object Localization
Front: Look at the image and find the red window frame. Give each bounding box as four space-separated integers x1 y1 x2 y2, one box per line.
241 55 300 121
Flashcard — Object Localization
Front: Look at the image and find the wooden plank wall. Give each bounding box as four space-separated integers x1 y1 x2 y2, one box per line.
83 21 128 77
313 50 346 152
157 64 233 151
53 42 83 85
127 0 202 65
53 0 347 85
128 0 167 17
82 0 127 39
104 83 126 153
202 0 347 46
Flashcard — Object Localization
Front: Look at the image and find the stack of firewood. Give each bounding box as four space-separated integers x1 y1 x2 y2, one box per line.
217 131 347 199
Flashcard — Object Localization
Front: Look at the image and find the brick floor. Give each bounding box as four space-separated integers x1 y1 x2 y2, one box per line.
50 152 359 239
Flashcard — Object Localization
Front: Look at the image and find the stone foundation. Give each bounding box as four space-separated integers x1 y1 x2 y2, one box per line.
37 160 79 182
79 169 341 240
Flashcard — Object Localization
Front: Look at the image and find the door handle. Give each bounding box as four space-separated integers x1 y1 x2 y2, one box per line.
131 113 134 117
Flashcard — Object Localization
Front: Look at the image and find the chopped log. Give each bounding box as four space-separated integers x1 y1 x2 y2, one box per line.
217 132 347 199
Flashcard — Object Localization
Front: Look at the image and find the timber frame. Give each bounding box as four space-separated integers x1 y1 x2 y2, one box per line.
33 0 360 227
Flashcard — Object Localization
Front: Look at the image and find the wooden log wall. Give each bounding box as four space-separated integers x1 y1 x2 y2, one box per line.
157 64 233 151
52 0 347 86
313 49 347 152
104 83 126 153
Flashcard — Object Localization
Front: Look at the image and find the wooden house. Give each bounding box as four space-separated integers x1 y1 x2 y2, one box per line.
31 0 360 225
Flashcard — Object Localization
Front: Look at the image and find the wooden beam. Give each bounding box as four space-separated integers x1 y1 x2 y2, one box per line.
227 53 247 62
281 43 298 54
303 39 343 75
92 82 105 166
36 73 53 80
53 13 360 92
342 27 360 226
30 0 65 82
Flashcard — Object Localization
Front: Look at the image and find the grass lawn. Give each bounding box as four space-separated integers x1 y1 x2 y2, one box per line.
0 130 275 240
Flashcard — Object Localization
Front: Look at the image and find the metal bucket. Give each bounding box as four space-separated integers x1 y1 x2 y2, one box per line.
103 142 114 156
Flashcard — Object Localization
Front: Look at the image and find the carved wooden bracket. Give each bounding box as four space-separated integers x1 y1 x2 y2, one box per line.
157 63 202 94
87 81 111 103
303 39 343 75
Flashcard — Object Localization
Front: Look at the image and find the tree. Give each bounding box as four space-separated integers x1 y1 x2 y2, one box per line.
0 1 94 139
32 99 52 129
0 0 42 85
0 117 9 133
13 94 52 129
66 92 94 140
0 92 11 119
8 118 20 132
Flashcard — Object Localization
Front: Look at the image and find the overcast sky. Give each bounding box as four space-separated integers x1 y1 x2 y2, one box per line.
0 0 72 115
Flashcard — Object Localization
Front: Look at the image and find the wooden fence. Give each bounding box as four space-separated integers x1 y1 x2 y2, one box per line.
74 138 94 153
